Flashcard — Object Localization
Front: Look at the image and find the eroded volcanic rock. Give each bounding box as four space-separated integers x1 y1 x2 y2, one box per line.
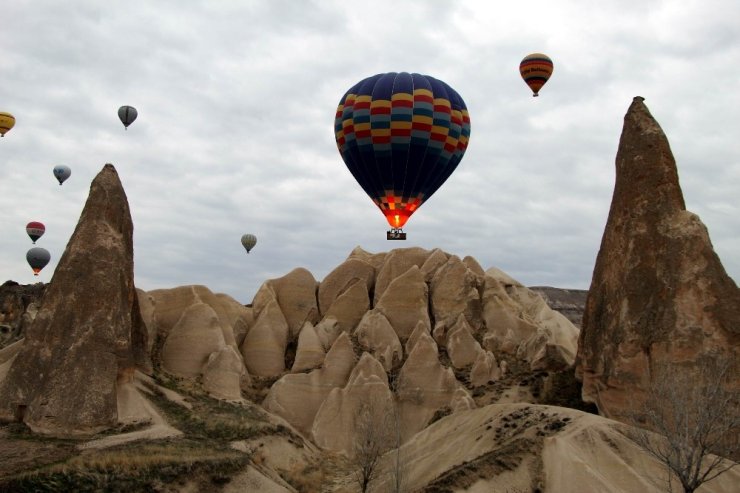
0 281 46 348
576 98 740 421
0 164 149 435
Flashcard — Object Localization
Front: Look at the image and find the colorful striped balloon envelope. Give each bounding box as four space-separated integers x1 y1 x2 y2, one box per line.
334 72 471 232
519 53 554 97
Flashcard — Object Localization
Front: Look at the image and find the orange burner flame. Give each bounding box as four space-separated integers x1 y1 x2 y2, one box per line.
383 210 411 229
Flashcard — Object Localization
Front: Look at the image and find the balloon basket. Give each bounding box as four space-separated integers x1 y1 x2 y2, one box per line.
387 229 406 240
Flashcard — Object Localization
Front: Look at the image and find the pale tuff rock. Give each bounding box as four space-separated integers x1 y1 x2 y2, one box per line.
376 265 430 341
144 285 250 354
136 289 156 356
510 286 578 370
446 314 484 369
373 247 432 304
462 256 486 276
347 245 387 272
397 329 472 441
314 316 341 351
231 308 254 350
262 332 356 435
430 256 485 332
203 345 249 401
0 339 23 383
161 302 226 378
311 353 395 455
291 322 325 372
322 278 369 333
0 164 147 435
370 404 740 493
251 281 278 316
317 257 375 316
268 267 319 340
449 388 476 413
482 274 539 354
486 265 522 287
481 269 579 370
354 310 403 371
405 320 431 357
469 350 501 387
432 321 450 347
576 97 740 421
241 298 289 377
420 248 449 281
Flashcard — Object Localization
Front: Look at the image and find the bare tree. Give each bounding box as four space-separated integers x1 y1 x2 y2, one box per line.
624 354 739 493
352 396 397 492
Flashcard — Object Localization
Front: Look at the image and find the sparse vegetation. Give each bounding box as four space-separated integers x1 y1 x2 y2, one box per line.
145 378 292 443
0 376 301 492
0 441 248 493
351 398 399 492
623 355 739 493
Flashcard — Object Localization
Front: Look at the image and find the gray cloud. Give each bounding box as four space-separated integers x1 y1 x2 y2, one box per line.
2 0 738 303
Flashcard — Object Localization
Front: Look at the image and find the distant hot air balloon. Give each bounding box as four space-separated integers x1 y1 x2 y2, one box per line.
26 247 51 276
53 165 71 185
241 234 257 253
334 72 471 240
118 105 138 129
0 112 15 137
26 221 45 244
519 53 553 97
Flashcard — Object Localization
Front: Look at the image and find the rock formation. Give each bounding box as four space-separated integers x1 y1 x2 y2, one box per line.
139 284 252 399
529 286 587 327
0 164 149 435
311 352 395 455
0 281 45 348
161 303 227 377
227 245 579 449
262 332 356 435
576 97 740 421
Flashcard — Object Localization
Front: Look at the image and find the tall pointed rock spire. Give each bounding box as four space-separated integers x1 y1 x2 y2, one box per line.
576 98 740 421
0 164 149 435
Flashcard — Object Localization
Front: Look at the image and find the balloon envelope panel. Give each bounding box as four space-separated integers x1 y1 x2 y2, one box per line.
519 53 554 96
118 106 138 128
335 72 470 229
241 234 257 253
26 247 51 275
0 112 15 136
26 221 45 243
53 165 71 185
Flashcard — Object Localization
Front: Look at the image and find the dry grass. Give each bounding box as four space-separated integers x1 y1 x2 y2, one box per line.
0 440 248 492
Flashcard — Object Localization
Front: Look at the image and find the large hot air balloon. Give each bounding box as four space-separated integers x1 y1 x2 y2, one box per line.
0 112 15 137
519 53 554 97
118 105 138 129
26 221 45 244
334 72 471 239
53 165 71 185
241 234 257 253
26 247 51 276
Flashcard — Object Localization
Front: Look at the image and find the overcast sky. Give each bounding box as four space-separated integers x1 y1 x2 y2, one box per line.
1 0 738 304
